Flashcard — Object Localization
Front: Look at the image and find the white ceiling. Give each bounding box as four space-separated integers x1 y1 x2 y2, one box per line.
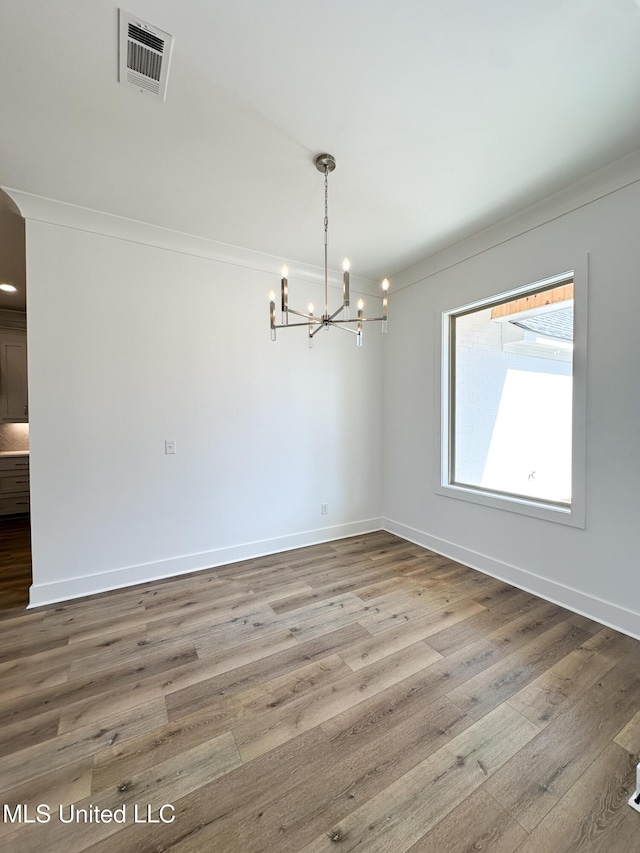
1 0 640 296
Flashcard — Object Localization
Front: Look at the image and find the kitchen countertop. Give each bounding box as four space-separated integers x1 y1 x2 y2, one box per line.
0 450 29 457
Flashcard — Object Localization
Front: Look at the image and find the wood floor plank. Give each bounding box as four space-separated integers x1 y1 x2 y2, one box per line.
271 592 371 641
83 729 335 853
142 602 278 643
0 698 168 793
344 599 484 669
67 632 184 679
109 587 259 628
614 709 640 755
196 695 472 853
0 708 61 759
269 570 390 614
233 641 442 762
40 598 147 633
5 732 241 853
320 638 502 748
446 619 591 721
0 643 198 730
0 663 69 702
360 580 504 637
483 598 577 654
329 532 406 555
93 652 343 793
238 652 350 716
0 601 148 652
0 624 147 679
0 632 69 666
56 678 168 734
427 588 541 655
356 575 414 600
0 759 93 840
297 705 539 853
0 609 46 631
166 622 369 721
405 788 527 853
507 626 633 728
194 627 298 669
134 652 352 769
358 592 456 634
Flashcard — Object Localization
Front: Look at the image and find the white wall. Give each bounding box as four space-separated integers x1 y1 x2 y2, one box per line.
383 165 640 638
20 208 383 605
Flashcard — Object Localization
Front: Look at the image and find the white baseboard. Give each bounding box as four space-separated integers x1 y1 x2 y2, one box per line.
28 518 384 608
383 518 640 642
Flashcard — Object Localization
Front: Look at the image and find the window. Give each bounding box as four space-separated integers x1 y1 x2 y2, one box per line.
441 269 586 527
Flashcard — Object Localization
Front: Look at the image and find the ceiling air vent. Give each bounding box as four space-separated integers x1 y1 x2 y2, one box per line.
118 10 173 100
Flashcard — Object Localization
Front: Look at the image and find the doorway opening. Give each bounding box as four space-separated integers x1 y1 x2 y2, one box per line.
0 202 32 611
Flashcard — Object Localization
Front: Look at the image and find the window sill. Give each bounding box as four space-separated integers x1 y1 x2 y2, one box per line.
437 482 585 528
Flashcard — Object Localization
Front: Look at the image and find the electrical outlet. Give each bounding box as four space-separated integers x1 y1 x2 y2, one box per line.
165 440 176 455
321 503 328 515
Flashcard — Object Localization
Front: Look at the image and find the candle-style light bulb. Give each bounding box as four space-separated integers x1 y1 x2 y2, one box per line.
357 299 364 311
342 259 351 316
308 303 314 348
381 280 388 334
269 289 277 341
281 266 289 317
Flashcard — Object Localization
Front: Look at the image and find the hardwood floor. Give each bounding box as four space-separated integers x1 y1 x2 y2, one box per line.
0 531 638 851
0 514 31 610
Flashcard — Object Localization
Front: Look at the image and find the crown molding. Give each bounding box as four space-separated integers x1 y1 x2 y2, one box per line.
1 187 380 296
392 147 640 292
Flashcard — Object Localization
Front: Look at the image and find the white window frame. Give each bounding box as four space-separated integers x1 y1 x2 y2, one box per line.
439 261 587 528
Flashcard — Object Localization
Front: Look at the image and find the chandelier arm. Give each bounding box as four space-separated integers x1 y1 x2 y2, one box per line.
329 322 359 335
287 308 317 320
331 316 386 324
273 320 320 329
328 304 347 321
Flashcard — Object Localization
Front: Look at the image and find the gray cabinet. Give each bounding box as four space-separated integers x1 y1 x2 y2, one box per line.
0 332 28 422
0 454 30 514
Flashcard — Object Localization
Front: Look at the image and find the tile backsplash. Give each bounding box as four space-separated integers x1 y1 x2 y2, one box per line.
0 423 29 452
